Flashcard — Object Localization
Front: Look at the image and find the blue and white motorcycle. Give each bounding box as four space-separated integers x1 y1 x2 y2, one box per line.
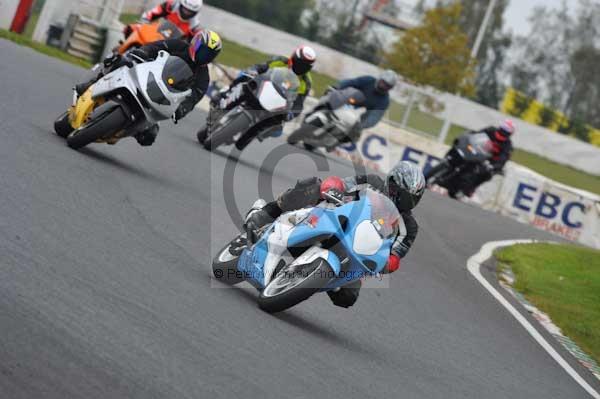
212 188 401 313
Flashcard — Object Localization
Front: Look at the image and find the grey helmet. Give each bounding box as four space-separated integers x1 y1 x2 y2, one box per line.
385 161 426 212
376 69 398 93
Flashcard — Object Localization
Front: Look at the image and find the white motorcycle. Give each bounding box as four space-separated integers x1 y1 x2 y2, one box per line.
287 87 366 152
54 51 193 149
197 67 300 151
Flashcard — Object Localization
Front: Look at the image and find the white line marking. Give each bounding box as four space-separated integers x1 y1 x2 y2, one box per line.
468 240 600 399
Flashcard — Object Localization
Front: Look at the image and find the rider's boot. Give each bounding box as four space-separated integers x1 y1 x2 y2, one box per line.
327 279 361 308
135 124 159 147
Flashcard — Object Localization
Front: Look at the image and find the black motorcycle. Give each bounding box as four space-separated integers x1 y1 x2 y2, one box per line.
425 132 494 198
197 68 299 151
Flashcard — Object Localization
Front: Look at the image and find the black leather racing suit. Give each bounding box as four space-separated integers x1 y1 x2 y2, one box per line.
247 174 419 308
461 127 513 195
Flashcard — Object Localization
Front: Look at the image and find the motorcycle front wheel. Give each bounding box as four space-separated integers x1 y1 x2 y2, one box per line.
197 126 208 144
287 122 315 145
67 107 127 150
425 161 449 185
258 258 333 313
203 111 251 151
54 111 74 138
212 236 246 285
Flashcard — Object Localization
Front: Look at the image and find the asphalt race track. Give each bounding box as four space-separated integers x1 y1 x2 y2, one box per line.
1 39 599 399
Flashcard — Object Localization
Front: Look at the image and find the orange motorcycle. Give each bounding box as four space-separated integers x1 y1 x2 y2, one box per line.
117 20 185 54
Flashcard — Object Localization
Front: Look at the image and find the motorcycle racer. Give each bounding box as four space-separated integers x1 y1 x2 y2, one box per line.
210 45 316 150
241 161 425 308
124 0 203 40
333 69 397 135
461 120 515 196
75 30 222 146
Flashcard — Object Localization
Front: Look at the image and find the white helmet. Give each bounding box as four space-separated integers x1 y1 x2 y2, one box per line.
176 0 203 20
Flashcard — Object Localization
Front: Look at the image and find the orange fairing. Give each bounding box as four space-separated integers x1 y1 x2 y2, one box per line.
118 22 165 54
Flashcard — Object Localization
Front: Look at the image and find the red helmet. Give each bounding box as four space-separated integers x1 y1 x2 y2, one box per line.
496 119 515 141
289 45 316 75
320 176 346 199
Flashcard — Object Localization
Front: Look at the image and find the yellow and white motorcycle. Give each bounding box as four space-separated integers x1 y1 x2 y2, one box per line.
54 51 192 149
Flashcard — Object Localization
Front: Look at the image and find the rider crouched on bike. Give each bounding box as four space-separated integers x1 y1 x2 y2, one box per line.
242 161 425 309
124 0 203 40
213 45 316 150
330 69 397 141
463 120 515 196
75 30 222 147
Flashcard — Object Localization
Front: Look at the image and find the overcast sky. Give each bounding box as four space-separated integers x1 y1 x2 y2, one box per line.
504 0 565 35
404 0 569 35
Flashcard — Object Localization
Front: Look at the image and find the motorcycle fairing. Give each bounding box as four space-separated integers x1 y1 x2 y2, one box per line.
92 51 191 122
237 190 397 292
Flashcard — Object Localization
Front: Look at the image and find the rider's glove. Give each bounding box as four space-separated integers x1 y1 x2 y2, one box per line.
324 86 336 95
130 48 150 62
385 254 401 274
320 176 346 204
123 24 134 38
103 53 121 68
322 189 344 204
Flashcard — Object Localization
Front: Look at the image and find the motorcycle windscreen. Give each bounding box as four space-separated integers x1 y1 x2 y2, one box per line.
257 81 288 112
161 56 194 93
352 189 400 256
157 20 184 40
259 67 300 111
466 133 494 160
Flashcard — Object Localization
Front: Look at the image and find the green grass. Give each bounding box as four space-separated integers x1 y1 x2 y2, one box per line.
119 13 139 25
511 150 600 196
496 243 600 365
0 28 92 69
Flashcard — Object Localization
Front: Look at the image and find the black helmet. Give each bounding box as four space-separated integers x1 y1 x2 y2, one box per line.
385 161 426 212
290 45 316 75
189 29 222 66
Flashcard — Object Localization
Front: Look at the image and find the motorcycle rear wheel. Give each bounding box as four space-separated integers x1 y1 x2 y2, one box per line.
258 258 333 313
67 107 127 150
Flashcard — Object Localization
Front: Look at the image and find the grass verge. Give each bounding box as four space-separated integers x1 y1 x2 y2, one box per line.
0 29 91 69
496 243 600 364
